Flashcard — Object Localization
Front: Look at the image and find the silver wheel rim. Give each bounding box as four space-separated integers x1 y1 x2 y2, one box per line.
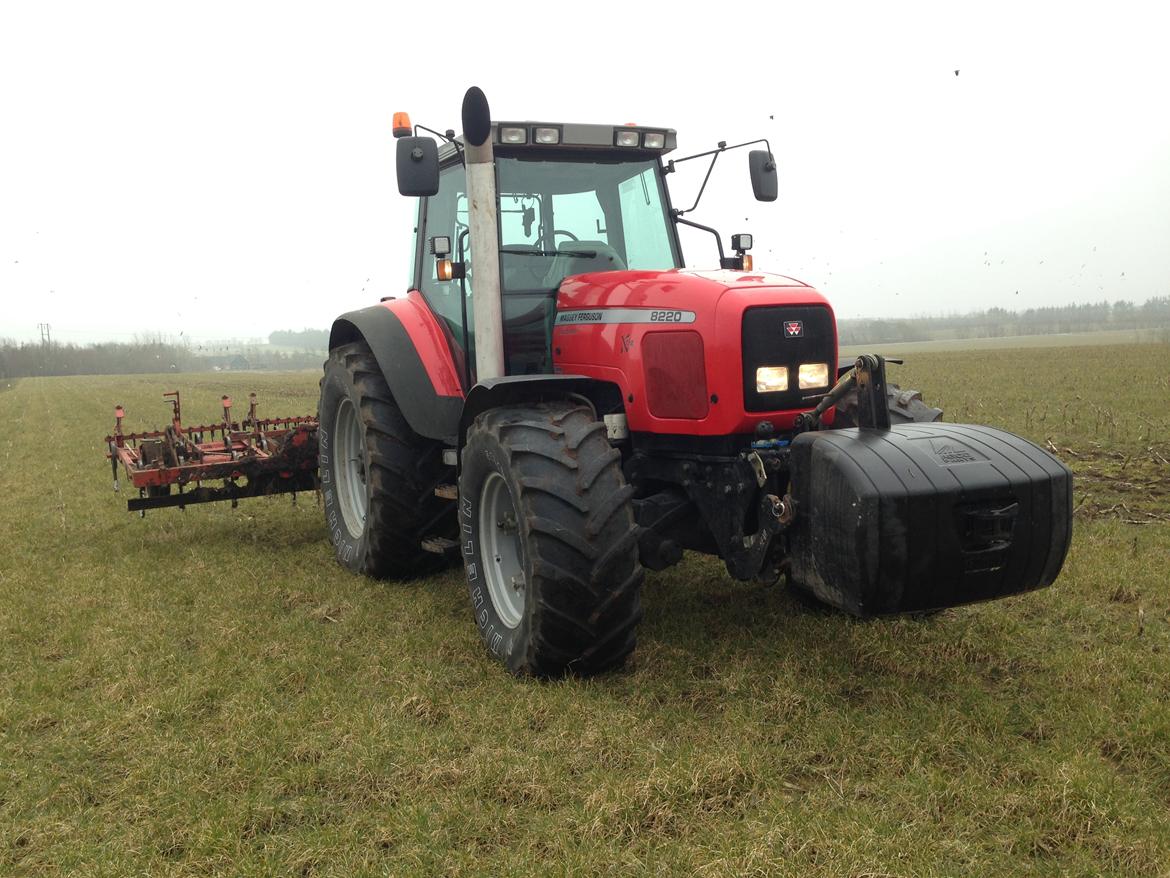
479 472 525 629
333 396 368 538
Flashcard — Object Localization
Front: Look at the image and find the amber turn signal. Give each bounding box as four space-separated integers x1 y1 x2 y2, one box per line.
437 258 453 281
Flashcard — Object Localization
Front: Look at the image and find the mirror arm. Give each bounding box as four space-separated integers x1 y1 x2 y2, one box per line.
667 137 775 217
415 123 465 167
669 137 774 169
674 150 722 217
672 213 727 263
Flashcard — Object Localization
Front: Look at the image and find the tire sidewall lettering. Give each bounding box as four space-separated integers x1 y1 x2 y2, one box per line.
460 429 525 667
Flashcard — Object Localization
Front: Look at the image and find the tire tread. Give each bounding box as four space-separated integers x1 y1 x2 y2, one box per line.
465 402 643 677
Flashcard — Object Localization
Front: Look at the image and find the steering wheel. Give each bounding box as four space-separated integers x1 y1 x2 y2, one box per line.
536 229 579 251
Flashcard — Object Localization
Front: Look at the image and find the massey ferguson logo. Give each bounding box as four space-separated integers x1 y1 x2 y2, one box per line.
784 320 804 338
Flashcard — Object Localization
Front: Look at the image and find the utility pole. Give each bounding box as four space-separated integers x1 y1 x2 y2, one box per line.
36 322 52 376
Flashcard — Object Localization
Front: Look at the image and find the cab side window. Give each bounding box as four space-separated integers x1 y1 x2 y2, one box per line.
618 166 675 270
420 164 473 345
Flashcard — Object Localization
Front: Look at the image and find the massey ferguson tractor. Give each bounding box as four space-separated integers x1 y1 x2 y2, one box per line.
106 87 1073 677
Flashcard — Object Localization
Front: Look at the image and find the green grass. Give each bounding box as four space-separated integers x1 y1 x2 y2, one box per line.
2 347 1169 876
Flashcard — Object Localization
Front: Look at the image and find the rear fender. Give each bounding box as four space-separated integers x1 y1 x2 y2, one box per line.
329 293 464 444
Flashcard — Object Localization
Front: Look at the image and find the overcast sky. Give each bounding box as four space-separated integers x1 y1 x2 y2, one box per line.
2 1 1167 345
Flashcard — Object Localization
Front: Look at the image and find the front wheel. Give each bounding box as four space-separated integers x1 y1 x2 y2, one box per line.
458 402 644 677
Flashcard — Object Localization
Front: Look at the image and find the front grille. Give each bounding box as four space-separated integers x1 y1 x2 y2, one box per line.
643 330 709 419
741 305 835 412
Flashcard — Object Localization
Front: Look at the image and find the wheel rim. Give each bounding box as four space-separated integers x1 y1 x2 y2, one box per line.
333 396 368 538
478 472 525 629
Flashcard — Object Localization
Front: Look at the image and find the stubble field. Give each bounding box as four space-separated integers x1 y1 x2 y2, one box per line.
1 343 1168 876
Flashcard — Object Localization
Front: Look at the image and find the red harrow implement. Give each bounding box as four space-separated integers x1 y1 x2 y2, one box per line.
105 391 318 515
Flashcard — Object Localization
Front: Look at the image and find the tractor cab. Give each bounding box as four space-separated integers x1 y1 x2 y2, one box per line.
414 123 684 378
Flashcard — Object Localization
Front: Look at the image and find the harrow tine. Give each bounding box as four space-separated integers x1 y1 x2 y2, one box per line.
110 405 125 492
163 390 182 429
221 396 235 458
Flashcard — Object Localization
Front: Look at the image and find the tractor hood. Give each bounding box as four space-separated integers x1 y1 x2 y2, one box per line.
552 267 837 437
556 268 821 313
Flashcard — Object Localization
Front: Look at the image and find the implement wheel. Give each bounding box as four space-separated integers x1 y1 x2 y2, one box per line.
318 341 454 577
459 402 644 677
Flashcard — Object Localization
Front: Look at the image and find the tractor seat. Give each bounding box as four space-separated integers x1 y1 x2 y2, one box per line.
542 240 625 288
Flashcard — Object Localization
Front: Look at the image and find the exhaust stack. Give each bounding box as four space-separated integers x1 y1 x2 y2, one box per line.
461 86 505 382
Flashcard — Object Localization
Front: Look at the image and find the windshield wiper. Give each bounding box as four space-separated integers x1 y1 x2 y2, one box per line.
499 248 598 259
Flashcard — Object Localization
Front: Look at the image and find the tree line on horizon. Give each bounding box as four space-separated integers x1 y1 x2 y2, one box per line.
838 296 1170 344
2 297 1168 379
0 337 324 380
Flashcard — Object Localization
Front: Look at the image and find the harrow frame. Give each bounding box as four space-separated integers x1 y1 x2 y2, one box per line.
105 391 319 514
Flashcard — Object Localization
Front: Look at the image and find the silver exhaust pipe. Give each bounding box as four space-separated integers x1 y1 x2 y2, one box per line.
461 87 505 382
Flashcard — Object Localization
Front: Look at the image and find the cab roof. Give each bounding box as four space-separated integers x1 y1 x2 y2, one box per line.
437 122 676 163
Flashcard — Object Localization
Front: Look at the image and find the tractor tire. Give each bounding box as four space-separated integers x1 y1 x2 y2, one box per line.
318 341 455 578
459 402 644 677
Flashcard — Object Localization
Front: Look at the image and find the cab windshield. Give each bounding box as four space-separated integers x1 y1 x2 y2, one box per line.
494 155 680 293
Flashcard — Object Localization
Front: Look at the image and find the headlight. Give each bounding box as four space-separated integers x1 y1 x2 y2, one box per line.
500 126 527 144
756 366 789 393
533 126 560 144
642 132 665 149
798 362 830 389
614 129 641 147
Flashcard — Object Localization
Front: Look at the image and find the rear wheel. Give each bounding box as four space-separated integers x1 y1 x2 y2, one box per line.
318 341 454 577
459 402 643 677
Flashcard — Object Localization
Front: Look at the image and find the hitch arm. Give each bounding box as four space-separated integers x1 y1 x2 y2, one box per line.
803 355 897 430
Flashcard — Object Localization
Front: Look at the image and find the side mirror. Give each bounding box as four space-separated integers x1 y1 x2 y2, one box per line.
396 136 439 196
748 150 777 202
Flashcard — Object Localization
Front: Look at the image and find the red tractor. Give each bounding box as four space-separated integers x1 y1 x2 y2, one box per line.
108 87 1072 677
313 87 1071 676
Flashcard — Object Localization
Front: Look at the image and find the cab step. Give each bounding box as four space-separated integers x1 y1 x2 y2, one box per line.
421 536 459 555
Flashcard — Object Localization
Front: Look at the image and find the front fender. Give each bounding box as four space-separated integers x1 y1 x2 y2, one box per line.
458 374 623 451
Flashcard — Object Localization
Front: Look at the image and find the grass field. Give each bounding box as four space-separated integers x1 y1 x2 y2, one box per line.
2 345 1169 876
